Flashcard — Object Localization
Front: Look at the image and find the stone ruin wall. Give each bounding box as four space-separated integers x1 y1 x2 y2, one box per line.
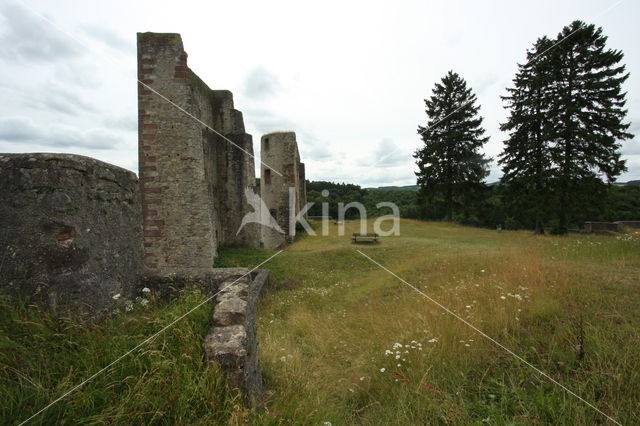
137 34 307 403
137 32 260 275
0 154 142 318
259 132 306 249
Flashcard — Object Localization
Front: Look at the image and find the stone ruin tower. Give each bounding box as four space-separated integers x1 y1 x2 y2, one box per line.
260 132 306 249
137 33 260 274
137 32 308 267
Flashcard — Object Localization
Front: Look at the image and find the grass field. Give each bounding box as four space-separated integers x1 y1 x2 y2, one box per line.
2 219 639 424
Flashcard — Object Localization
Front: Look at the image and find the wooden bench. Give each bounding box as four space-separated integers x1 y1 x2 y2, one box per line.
308 216 333 221
351 233 379 243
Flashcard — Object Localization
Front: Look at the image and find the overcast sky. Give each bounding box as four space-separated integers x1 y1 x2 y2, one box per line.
0 0 638 187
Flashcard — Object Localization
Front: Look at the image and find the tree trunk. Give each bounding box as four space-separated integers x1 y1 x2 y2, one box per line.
558 185 569 234
558 53 575 236
534 214 545 235
446 183 453 222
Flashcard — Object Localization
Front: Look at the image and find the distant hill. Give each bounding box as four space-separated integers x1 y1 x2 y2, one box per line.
625 180 640 185
366 185 419 191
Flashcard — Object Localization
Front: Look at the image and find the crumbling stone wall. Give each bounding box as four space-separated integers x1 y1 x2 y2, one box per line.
0 153 142 318
259 132 306 249
584 221 640 232
204 268 269 406
297 162 307 216
137 33 259 274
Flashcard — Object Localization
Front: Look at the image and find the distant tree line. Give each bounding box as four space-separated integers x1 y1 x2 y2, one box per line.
305 181 418 219
303 179 640 230
413 20 634 234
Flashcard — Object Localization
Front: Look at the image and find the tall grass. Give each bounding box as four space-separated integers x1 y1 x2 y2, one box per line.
221 221 640 424
0 288 253 425
2 222 639 424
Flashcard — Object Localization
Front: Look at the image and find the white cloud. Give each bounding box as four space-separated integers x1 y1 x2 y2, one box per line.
358 138 411 168
0 0 637 187
0 116 123 150
243 67 282 100
0 3 81 62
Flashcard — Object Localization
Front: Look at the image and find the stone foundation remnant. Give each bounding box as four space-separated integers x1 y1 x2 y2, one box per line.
260 131 306 249
204 268 270 406
0 153 142 318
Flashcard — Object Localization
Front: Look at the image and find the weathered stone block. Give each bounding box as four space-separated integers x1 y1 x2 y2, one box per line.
0 153 142 319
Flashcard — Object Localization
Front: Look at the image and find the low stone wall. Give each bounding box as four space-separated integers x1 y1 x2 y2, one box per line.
204 268 270 406
616 221 640 229
0 153 142 319
140 267 270 405
584 221 640 232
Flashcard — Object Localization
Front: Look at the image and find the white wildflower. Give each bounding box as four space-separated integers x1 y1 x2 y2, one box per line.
380 368 386 372
140 298 149 306
142 287 151 293
112 293 121 300
428 338 438 343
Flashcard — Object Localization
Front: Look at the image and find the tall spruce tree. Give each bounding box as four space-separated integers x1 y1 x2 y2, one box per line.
549 21 632 233
499 36 556 234
414 71 490 221
500 21 633 234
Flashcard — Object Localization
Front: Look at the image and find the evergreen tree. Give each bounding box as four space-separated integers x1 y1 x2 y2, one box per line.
500 21 633 234
414 71 490 221
548 21 632 233
499 36 556 234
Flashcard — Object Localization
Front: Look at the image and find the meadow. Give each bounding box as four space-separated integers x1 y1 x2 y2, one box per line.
1 219 639 424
